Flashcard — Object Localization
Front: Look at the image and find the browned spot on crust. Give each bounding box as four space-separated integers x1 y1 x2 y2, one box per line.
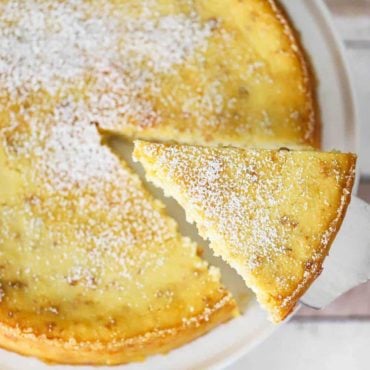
47 322 56 332
7 280 27 289
104 318 117 329
196 246 204 257
319 160 332 177
280 215 298 228
238 86 249 97
68 279 79 287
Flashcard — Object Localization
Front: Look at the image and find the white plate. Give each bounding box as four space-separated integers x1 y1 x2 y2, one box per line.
0 1 359 369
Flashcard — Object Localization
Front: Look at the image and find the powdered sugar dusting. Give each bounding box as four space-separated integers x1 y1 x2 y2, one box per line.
144 145 291 271
2 102 179 293
42 110 118 192
135 142 355 319
0 1 232 304
0 0 237 345
0 0 316 150
0 1 117 97
0 0 216 266
123 11 213 73
0 0 215 130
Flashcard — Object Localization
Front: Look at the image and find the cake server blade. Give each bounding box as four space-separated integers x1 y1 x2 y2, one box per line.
300 196 370 309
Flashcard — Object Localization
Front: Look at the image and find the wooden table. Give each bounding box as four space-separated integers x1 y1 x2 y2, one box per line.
230 1 370 368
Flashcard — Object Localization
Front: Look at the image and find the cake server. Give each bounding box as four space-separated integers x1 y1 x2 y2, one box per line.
301 195 370 309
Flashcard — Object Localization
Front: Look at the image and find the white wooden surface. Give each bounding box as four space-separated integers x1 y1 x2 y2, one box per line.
230 2 370 369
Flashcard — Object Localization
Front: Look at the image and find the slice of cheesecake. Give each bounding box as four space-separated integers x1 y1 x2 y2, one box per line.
134 141 356 322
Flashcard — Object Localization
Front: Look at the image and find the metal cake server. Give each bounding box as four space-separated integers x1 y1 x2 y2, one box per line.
301 196 370 309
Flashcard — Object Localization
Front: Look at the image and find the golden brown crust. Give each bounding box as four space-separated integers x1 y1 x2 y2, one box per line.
272 156 356 321
0 295 236 365
266 0 321 149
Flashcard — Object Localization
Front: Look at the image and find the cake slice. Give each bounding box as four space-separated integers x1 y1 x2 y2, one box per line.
134 141 356 322
0 112 236 365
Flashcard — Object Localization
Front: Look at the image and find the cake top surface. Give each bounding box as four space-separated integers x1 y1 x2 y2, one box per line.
0 0 318 148
0 0 237 350
0 113 235 346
